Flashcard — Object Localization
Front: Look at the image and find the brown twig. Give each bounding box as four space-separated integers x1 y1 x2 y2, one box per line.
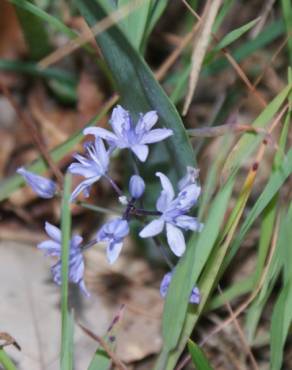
0 332 21 351
187 123 266 137
0 82 64 186
78 323 128 370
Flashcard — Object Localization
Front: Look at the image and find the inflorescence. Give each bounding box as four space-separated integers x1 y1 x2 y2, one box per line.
17 105 203 303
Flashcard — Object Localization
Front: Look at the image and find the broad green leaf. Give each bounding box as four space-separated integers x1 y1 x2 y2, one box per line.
0 98 115 202
214 17 260 52
75 0 195 177
160 177 234 354
222 84 291 181
188 340 214 370
0 349 18 370
60 173 74 370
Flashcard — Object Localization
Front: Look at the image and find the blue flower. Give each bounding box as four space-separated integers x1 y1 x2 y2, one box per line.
97 218 129 264
84 105 173 162
17 167 56 199
139 171 203 256
68 137 110 200
38 222 89 296
160 271 200 304
129 175 145 199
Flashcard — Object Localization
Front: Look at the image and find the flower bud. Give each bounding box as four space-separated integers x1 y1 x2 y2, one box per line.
129 175 145 199
17 167 56 199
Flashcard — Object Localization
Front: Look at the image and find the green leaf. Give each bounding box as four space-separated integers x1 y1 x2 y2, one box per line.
75 0 195 177
60 173 74 370
213 17 260 52
0 349 18 370
226 145 292 267
270 204 292 370
281 0 292 64
88 349 111 370
161 177 234 353
222 84 291 181
13 0 52 60
118 0 152 50
188 340 214 370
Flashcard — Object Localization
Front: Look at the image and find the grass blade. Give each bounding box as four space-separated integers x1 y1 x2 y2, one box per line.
188 340 214 370
13 0 51 60
60 173 74 370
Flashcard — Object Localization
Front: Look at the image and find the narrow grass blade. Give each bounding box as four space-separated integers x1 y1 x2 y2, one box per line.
60 173 74 370
213 17 260 52
88 348 111 370
226 145 292 267
13 0 51 60
221 84 291 181
0 97 116 202
0 349 18 370
188 340 214 370
75 0 195 176
281 0 292 64
270 204 292 370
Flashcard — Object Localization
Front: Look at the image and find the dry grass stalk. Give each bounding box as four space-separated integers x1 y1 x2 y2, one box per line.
182 0 222 116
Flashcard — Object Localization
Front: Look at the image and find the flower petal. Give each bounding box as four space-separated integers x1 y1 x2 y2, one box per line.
37 240 61 256
178 166 200 191
94 137 109 170
71 235 83 248
45 222 61 242
135 110 158 133
166 223 186 256
131 144 149 162
177 184 201 210
175 215 203 232
84 127 118 143
107 241 123 264
139 218 164 238
189 287 200 304
160 272 172 298
110 105 131 135
70 176 100 201
140 128 173 144
156 172 175 202
68 162 98 178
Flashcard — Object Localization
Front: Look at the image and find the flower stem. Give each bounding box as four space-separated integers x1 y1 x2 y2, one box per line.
153 236 174 269
105 175 123 197
133 208 162 217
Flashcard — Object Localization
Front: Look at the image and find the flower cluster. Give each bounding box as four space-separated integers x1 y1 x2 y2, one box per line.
17 105 202 302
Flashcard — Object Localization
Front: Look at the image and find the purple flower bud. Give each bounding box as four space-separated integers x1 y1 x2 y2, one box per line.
129 175 145 199
159 271 200 304
17 167 56 199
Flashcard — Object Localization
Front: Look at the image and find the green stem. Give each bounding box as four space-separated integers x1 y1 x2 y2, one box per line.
0 349 18 370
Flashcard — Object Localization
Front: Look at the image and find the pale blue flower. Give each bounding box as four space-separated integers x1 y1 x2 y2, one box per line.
139 171 202 256
84 105 173 162
97 218 129 264
68 137 110 200
160 271 200 304
38 222 89 296
17 167 56 199
178 166 200 191
129 175 145 199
